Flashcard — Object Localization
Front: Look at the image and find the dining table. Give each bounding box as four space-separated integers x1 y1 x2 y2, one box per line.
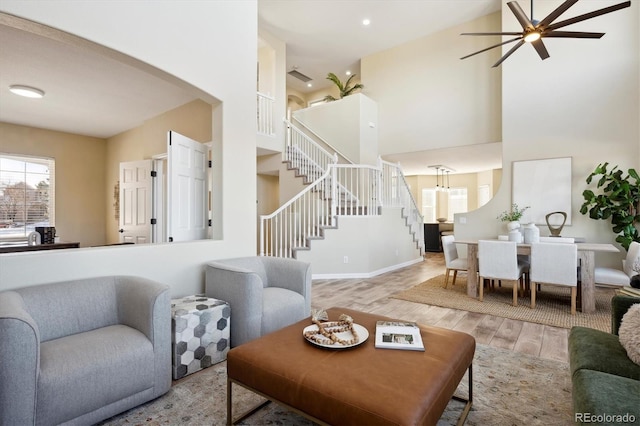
456 240 619 314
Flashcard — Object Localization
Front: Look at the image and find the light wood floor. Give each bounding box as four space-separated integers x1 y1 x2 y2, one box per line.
312 252 569 363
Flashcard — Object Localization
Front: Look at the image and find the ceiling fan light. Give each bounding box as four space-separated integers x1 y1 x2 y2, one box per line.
9 85 45 99
524 31 541 43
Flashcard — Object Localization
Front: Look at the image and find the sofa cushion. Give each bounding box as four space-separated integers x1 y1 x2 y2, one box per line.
37 324 154 425
262 287 306 336
572 369 640 425
569 326 640 381
619 304 640 365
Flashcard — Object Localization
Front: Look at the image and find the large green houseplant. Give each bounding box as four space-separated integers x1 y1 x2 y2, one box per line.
323 73 364 102
580 162 640 251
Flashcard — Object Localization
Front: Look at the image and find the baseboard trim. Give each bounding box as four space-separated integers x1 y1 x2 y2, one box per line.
312 257 424 280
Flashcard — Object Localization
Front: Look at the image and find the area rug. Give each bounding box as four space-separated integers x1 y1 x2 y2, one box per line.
98 344 572 425
393 274 614 332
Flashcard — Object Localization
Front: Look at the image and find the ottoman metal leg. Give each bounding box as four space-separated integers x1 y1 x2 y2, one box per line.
451 364 473 426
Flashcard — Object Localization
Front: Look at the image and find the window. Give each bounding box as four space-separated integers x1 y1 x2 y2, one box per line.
0 154 55 240
421 188 436 223
448 187 468 221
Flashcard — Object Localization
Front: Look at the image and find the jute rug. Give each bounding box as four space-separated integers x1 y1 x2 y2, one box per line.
99 344 572 425
393 274 614 332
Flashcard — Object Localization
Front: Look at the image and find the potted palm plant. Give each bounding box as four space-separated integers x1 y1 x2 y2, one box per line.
323 73 364 102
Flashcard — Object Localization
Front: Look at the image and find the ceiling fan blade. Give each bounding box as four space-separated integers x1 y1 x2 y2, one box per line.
546 1 631 31
460 37 522 60
507 1 535 30
461 32 523 36
531 39 550 60
537 0 580 28
493 39 525 67
543 31 605 38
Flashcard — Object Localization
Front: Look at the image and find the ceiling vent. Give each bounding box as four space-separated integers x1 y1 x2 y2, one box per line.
287 69 312 83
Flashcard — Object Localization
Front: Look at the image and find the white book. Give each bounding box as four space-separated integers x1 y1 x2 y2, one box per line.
374 320 425 351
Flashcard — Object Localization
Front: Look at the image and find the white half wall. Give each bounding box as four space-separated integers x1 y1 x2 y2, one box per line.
0 0 258 296
295 207 423 278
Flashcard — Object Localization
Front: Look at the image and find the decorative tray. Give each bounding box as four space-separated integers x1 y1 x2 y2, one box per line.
302 322 369 349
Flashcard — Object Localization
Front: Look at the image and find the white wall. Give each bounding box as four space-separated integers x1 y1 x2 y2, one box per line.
293 94 378 165
257 29 287 154
456 1 639 268
295 208 423 278
0 1 258 296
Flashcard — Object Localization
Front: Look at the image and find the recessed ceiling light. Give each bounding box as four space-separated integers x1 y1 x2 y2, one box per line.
307 83 312 87
9 85 45 99
362 19 370 26
346 70 352 76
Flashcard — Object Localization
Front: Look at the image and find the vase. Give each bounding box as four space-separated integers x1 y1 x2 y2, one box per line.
508 229 522 243
507 221 520 232
523 223 540 243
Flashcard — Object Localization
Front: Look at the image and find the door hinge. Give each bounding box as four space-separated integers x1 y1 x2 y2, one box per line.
208 160 212 168
150 218 157 225
208 219 212 227
151 170 157 177
169 237 173 242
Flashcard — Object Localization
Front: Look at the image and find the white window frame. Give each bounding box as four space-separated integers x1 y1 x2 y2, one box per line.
447 187 468 222
421 188 436 223
0 153 55 241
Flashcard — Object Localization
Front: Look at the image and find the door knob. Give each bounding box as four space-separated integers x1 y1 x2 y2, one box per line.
118 229 124 233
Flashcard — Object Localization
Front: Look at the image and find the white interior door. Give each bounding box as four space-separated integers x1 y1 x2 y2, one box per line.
119 159 153 244
167 131 208 242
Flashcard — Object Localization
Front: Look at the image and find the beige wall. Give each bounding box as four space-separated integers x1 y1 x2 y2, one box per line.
406 170 500 221
105 99 212 243
0 122 107 247
361 12 502 156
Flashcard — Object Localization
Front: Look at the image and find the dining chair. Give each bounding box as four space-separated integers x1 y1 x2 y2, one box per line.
441 235 468 288
595 241 640 287
478 240 528 306
529 242 578 314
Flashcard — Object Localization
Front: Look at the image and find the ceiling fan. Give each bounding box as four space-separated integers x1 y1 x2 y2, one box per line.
460 0 631 67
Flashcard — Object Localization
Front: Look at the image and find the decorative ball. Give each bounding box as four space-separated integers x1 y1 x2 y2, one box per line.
630 275 640 289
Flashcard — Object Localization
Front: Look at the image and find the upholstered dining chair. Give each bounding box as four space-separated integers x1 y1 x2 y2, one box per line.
478 240 528 306
530 242 578 314
441 235 468 288
595 241 640 287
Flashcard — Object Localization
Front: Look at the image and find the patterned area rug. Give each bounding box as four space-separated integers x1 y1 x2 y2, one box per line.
99 344 572 426
393 274 614 332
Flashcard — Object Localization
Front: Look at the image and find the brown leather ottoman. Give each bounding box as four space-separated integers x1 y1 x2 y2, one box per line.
227 307 475 425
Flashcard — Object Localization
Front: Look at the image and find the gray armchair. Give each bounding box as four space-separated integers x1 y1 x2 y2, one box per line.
0 276 171 426
205 256 311 347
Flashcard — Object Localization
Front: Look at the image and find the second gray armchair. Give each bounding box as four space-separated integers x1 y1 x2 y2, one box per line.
205 256 312 347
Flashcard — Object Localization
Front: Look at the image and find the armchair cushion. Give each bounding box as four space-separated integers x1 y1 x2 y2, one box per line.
206 256 311 347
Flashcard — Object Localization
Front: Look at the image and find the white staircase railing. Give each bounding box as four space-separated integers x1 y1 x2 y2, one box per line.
380 159 424 248
260 160 423 258
260 163 380 257
257 92 275 136
285 120 336 181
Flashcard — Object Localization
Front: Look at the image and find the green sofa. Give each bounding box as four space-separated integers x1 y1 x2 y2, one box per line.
569 295 640 425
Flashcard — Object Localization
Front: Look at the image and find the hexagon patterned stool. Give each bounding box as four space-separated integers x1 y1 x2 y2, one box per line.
171 295 230 380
